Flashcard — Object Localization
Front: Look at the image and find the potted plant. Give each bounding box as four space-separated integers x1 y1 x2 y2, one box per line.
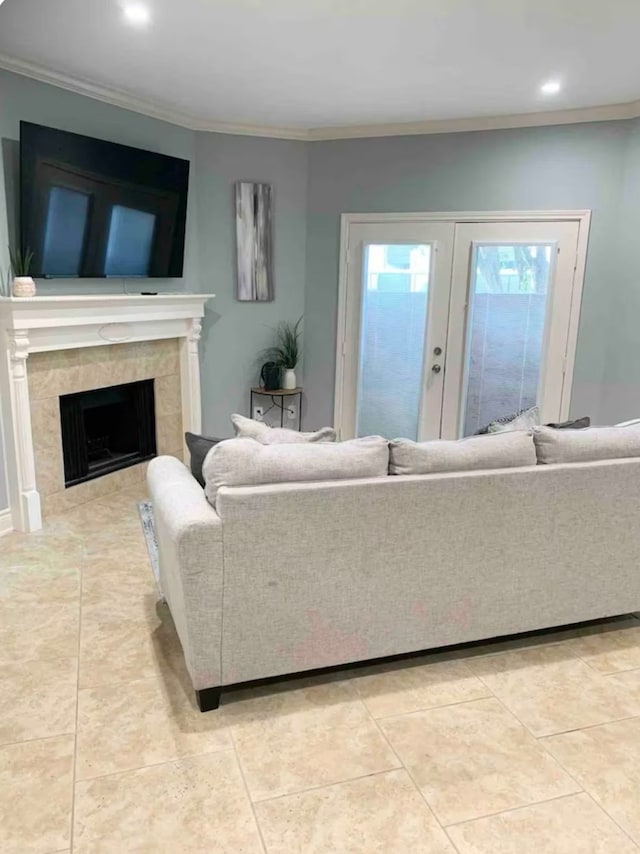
9 246 36 297
262 316 302 390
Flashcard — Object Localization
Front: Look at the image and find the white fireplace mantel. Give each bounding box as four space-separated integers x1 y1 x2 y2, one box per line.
0 292 215 533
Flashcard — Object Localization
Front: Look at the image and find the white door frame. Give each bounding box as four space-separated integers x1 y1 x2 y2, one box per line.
334 210 591 439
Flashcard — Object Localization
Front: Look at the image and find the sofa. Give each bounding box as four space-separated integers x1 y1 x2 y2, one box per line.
147 424 640 711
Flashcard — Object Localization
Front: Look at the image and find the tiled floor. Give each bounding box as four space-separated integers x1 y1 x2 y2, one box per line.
3 487 640 852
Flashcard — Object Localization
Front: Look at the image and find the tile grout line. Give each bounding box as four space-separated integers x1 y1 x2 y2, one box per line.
538 711 640 740
580 790 640 850
246 767 410 807
370 690 495 723
538 744 640 850
75 745 236 786
354 683 462 850
0 730 77 750
442 790 588 829
67 539 86 854
227 727 268 853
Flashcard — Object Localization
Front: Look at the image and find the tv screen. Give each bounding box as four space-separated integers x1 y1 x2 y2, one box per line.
20 122 190 278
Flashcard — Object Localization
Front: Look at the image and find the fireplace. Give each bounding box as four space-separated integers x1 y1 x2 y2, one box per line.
60 379 157 487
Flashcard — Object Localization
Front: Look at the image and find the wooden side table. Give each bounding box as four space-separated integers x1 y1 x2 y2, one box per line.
250 387 303 430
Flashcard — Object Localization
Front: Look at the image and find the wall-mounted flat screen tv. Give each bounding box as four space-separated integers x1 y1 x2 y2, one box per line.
20 121 190 278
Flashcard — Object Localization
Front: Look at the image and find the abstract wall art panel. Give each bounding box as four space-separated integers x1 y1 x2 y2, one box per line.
235 181 273 301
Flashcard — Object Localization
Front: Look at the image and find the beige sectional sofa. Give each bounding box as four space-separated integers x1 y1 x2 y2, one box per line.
147 426 640 710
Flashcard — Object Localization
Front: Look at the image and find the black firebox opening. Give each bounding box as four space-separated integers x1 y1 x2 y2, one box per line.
60 379 157 487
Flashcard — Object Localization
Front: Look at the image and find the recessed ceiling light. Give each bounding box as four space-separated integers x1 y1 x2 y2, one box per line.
540 80 561 95
121 2 151 26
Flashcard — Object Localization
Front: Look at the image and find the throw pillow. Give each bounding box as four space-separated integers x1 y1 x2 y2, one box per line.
487 406 541 433
389 431 537 476
185 431 222 487
533 423 640 464
231 413 336 445
545 416 591 430
203 435 389 505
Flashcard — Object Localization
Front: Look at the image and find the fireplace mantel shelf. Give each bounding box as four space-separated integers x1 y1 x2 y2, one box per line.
0 292 215 351
0 291 215 533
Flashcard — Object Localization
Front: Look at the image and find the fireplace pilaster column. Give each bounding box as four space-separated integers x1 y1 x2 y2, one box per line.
6 331 42 532
180 318 203 458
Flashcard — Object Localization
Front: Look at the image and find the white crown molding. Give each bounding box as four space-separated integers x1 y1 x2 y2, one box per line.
1 51 640 141
0 53 310 140
307 101 640 140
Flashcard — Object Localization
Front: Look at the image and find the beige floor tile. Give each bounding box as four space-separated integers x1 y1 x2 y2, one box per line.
563 623 640 674
448 792 638 853
0 563 80 605
379 697 578 825
82 536 150 567
0 530 83 576
0 735 74 853
76 675 231 780
255 768 455 853
81 588 161 625
545 716 640 844
78 612 183 689
81 555 156 602
350 658 491 718
73 751 263 853
235 719 399 802
0 657 77 745
467 643 640 736
0 600 79 664
224 678 370 738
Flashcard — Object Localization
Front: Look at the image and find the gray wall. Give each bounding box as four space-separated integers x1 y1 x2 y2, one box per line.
304 122 629 427
602 118 640 422
194 133 307 437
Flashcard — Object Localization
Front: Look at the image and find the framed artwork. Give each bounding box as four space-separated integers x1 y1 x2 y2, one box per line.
235 181 273 301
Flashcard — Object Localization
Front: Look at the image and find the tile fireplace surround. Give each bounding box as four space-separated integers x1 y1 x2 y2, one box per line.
0 293 214 533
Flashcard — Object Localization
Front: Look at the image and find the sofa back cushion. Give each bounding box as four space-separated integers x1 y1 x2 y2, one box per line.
231 413 336 445
533 423 640 464
389 431 536 475
203 435 389 504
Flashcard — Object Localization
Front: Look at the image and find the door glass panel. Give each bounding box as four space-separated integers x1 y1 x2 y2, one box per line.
356 243 431 439
462 243 553 436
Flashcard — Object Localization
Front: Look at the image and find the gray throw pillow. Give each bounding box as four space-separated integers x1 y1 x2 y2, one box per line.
389 431 537 475
546 416 590 430
533 423 640 464
185 431 222 487
203 435 389 505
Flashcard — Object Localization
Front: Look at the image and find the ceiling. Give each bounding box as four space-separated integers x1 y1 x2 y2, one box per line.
1 0 639 138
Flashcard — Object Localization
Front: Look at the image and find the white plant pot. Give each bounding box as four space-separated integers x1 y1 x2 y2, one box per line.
282 368 297 390
12 276 36 298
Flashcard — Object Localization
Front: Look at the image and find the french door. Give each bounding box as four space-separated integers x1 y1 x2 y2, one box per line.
335 213 589 440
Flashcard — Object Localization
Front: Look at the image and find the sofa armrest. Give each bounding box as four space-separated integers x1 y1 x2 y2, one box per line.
147 455 223 691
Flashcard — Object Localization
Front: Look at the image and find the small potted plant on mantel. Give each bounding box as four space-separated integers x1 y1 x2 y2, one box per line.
262 316 302 390
9 245 36 297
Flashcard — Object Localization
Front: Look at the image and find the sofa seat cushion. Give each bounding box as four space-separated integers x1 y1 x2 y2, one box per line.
231 413 336 444
533 423 640 464
203 435 389 504
389 431 536 475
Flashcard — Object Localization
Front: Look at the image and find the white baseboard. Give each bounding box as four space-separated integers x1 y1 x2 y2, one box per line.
0 508 14 537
